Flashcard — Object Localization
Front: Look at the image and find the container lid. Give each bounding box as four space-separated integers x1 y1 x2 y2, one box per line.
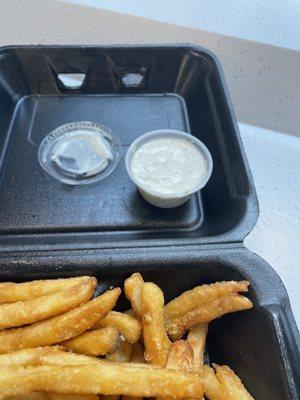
38 122 121 185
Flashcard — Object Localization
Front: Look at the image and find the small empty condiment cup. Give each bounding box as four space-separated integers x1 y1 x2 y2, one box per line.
125 129 213 208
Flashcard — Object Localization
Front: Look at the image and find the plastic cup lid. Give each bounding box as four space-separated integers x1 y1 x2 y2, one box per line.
38 122 121 185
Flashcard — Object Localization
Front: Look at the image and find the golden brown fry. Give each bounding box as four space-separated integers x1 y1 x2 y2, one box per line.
5 394 47 400
214 364 254 400
130 342 145 363
47 394 99 400
141 282 171 366
166 340 194 373
0 363 203 399
203 365 231 400
167 294 253 340
9 394 98 400
124 273 144 318
0 288 121 353
0 280 96 330
164 281 249 322
106 341 133 363
0 346 160 369
0 277 95 304
63 326 121 356
187 323 208 373
0 346 65 366
93 311 141 343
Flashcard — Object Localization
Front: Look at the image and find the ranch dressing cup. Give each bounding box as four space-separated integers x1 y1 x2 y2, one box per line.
126 130 213 208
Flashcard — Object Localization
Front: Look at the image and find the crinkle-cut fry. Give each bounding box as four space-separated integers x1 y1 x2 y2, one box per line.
0 364 203 399
106 341 133 363
166 294 253 340
124 273 144 318
187 323 208 374
164 281 249 321
0 288 121 353
141 282 171 366
93 311 141 343
0 277 95 304
63 326 121 356
0 279 96 330
8 394 98 400
214 364 254 400
203 365 231 400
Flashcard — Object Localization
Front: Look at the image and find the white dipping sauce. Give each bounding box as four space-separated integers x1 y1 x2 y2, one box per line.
130 137 208 195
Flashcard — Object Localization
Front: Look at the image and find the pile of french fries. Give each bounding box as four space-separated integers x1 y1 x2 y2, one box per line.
0 274 254 400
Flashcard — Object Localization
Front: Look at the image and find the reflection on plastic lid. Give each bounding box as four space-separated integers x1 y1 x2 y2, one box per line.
38 122 121 185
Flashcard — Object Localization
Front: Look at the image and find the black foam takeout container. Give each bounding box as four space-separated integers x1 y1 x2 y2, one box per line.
0 45 299 399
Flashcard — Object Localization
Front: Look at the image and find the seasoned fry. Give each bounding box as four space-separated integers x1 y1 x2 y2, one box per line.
141 282 171 366
122 342 145 400
46 394 98 400
124 273 145 318
0 346 159 368
203 365 231 400
93 311 141 343
166 340 194 373
0 346 65 366
0 288 121 353
130 342 145 363
0 277 94 304
187 323 208 373
164 281 249 321
214 364 254 400
167 294 253 340
106 341 133 363
63 326 121 356
0 280 96 330
0 363 203 399
10 392 80 400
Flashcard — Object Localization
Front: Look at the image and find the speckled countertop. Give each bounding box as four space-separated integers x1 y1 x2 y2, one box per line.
0 0 299 328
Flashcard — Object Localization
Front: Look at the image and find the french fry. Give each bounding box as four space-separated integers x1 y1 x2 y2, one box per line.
106 341 133 363
166 340 194 373
63 326 120 356
187 323 208 374
7 392 81 400
0 346 160 368
214 364 254 400
164 281 249 321
141 282 171 366
130 342 145 363
124 273 144 318
0 277 94 303
0 363 203 399
0 346 65 366
203 365 231 400
46 394 99 400
0 280 96 330
93 311 141 343
166 294 253 340
122 343 145 400
0 288 121 353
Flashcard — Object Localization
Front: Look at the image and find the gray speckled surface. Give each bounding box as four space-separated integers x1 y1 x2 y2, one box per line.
241 123 300 327
0 0 299 135
67 0 300 51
